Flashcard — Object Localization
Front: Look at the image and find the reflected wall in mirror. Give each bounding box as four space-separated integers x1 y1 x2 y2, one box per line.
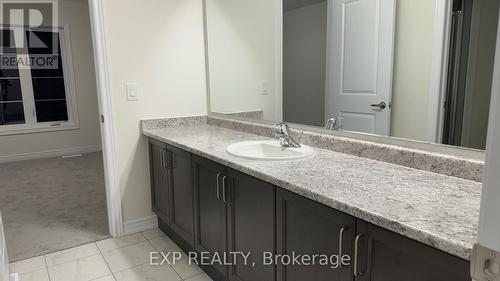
206 0 499 150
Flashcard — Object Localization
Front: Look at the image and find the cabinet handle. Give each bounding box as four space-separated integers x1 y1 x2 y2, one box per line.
160 149 165 169
354 234 364 277
216 173 221 200
222 176 228 203
338 227 348 268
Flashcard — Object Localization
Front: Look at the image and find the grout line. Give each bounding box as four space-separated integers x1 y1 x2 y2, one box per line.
44 267 52 281
42 256 52 281
97 233 148 253
106 238 181 279
44 242 101 268
146 234 189 280
88 274 116 281
9 256 46 276
96 236 158 275
185 273 211 281
184 273 198 281
95 240 114 277
44 252 104 269
141 228 164 241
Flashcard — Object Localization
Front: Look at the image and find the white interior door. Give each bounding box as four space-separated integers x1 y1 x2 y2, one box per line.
325 0 396 135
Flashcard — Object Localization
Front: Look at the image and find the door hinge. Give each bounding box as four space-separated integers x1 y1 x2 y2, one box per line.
471 244 500 281
101 115 104 123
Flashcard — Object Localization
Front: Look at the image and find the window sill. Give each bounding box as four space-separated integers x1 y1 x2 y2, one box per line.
0 122 80 136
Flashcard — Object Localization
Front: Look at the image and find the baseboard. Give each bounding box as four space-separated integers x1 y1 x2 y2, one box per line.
123 215 158 236
0 146 102 164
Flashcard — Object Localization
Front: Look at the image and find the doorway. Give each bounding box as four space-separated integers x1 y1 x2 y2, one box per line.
442 0 500 150
0 0 110 261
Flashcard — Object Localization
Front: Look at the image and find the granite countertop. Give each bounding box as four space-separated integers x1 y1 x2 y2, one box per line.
142 123 481 260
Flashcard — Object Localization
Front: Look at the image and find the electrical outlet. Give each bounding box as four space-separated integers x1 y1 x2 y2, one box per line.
126 83 139 101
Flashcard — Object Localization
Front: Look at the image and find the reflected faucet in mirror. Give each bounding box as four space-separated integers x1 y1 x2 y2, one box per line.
325 117 338 131
275 123 301 148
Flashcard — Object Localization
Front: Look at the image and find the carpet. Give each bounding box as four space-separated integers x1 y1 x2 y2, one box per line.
0 152 110 262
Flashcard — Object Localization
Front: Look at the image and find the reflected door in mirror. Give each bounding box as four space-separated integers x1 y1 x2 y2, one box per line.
325 0 396 135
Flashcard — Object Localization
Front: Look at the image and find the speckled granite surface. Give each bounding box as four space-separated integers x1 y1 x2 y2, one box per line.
141 116 207 130
141 120 481 260
207 116 484 182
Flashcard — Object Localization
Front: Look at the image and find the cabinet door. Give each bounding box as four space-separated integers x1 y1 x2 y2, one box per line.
168 145 195 246
276 189 355 281
193 155 228 279
227 169 276 281
354 220 470 281
148 139 170 224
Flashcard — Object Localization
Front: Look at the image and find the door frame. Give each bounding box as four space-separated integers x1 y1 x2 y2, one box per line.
87 0 124 237
276 0 283 122
460 0 482 147
476 1 500 253
428 0 453 143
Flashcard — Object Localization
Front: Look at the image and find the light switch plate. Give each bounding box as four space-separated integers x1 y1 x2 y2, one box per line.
126 83 139 101
261 80 270 96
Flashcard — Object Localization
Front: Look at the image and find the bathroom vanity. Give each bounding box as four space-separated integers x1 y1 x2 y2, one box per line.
143 117 477 281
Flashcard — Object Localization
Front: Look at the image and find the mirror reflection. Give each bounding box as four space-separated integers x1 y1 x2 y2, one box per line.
206 0 499 150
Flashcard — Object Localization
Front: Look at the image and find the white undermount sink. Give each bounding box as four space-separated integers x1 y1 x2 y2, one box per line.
226 140 315 161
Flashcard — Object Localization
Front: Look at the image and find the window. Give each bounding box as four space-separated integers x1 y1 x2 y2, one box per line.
0 26 78 135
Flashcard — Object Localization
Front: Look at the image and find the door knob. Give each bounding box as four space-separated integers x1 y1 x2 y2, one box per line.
370 102 387 110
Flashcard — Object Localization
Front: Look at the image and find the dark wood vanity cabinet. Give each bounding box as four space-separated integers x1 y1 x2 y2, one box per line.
354 221 470 281
192 155 228 279
192 155 276 281
226 168 275 281
275 189 471 281
168 145 195 245
148 139 195 246
148 139 171 224
276 189 355 281
148 138 471 281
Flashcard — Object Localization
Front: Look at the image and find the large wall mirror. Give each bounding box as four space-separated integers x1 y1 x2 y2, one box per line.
205 0 499 151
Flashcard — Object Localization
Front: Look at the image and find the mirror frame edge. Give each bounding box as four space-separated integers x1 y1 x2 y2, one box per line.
202 0 486 162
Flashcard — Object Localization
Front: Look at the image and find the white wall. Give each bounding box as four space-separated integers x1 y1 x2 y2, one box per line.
0 0 101 157
283 2 327 127
102 0 207 222
390 0 436 142
206 0 278 121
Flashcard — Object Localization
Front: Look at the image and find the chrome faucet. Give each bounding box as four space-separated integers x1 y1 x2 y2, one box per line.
275 122 301 148
325 117 337 130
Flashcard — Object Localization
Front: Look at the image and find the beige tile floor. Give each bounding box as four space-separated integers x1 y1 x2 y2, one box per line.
9 228 213 281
